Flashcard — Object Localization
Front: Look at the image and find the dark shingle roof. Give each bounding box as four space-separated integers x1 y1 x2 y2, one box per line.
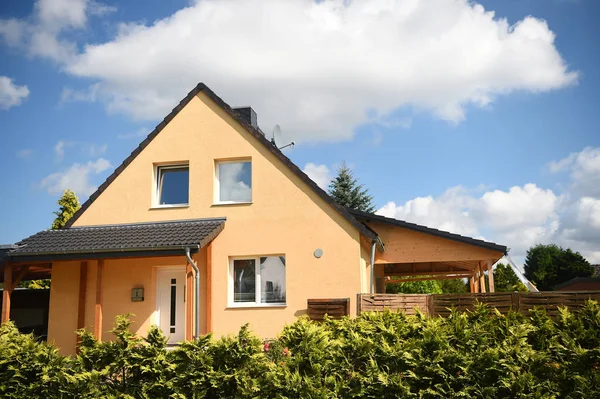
349 209 507 254
7 218 224 261
62 83 377 241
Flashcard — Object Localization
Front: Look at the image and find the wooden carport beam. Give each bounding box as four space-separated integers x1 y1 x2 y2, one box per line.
1 264 12 324
478 262 486 293
386 270 477 277
386 274 472 284
487 259 495 293
10 265 30 291
2 264 32 324
472 273 480 293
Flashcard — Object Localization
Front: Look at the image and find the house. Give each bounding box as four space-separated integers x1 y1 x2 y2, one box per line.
554 277 600 291
0 83 506 355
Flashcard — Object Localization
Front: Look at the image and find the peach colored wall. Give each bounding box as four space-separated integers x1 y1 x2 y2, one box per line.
66 92 362 340
367 221 503 264
47 261 81 356
48 254 209 355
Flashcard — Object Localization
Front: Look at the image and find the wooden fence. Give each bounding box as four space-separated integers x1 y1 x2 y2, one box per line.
307 298 350 321
357 291 600 317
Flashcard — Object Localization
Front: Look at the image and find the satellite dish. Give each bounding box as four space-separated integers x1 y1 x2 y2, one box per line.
271 124 282 145
271 124 295 150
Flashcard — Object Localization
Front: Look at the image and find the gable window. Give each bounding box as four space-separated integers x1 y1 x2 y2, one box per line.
216 160 252 203
230 256 286 306
156 165 189 206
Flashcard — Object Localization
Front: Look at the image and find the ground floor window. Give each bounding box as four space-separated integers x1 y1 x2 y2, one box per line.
230 256 286 306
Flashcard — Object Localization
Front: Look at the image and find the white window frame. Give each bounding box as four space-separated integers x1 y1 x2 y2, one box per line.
214 159 252 205
228 256 286 308
154 164 190 208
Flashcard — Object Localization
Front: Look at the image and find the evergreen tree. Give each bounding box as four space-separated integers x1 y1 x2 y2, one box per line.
51 189 81 230
328 162 376 212
19 190 81 289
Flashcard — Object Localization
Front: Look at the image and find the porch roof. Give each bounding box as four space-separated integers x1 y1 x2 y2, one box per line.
4 217 225 262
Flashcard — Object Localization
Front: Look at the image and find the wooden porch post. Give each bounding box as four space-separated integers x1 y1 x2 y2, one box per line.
478 262 486 293
487 260 495 293
94 260 104 340
1 264 12 324
469 275 475 293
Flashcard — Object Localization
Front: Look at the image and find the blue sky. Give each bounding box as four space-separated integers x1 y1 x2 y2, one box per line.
1 0 599 264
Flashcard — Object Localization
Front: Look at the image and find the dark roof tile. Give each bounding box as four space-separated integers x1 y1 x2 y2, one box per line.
8 218 225 258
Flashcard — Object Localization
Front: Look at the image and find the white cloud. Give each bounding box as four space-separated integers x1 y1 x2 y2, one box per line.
0 76 30 110
53 140 107 161
40 158 112 196
117 127 148 139
378 186 480 237
54 140 67 162
378 146 600 264
60 84 99 104
85 143 107 157
0 0 568 142
303 163 332 190
16 149 34 160
378 183 561 262
0 0 115 63
475 184 558 230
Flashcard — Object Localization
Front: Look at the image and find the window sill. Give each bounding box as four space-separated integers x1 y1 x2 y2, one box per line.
212 201 252 207
150 204 190 210
227 303 287 309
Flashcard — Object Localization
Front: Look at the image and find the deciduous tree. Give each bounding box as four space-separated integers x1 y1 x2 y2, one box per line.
524 244 593 291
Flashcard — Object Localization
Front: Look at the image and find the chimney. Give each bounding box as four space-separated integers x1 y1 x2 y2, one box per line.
233 107 258 129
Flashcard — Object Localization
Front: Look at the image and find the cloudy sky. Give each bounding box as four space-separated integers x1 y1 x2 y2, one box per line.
1 0 599 266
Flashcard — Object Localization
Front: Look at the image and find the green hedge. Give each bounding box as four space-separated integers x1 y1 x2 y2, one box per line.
1 302 600 398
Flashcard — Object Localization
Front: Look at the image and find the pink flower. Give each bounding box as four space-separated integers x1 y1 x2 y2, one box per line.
263 343 270 352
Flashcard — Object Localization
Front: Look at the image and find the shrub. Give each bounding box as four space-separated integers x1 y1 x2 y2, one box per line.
1 302 600 398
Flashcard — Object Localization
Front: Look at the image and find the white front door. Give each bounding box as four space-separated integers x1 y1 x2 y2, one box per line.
156 268 186 344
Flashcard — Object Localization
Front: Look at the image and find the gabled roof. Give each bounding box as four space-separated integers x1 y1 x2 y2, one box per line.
350 209 507 253
64 83 377 241
554 277 600 290
7 218 225 262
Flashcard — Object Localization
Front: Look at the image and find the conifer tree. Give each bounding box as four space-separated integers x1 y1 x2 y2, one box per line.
51 189 81 230
328 162 376 212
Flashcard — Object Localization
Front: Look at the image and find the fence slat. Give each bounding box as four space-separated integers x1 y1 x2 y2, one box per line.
307 298 350 321
357 291 600 317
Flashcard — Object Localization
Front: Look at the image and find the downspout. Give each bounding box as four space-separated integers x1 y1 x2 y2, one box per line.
184 247 200 340
369 240 376 294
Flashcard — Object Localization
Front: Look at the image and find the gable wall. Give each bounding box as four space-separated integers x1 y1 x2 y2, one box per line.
69 92 362 337
368 221 504 264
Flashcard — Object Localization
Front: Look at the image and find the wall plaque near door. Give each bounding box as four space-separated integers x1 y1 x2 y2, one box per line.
131 287 144 302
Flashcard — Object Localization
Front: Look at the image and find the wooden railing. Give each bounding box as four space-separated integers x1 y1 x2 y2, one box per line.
357 291 600 317
307 298 350 320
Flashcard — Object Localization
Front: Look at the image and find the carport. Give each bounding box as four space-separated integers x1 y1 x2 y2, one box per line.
350 211 507 293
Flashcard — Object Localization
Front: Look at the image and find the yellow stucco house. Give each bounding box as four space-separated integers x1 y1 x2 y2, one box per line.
1 83 506 355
